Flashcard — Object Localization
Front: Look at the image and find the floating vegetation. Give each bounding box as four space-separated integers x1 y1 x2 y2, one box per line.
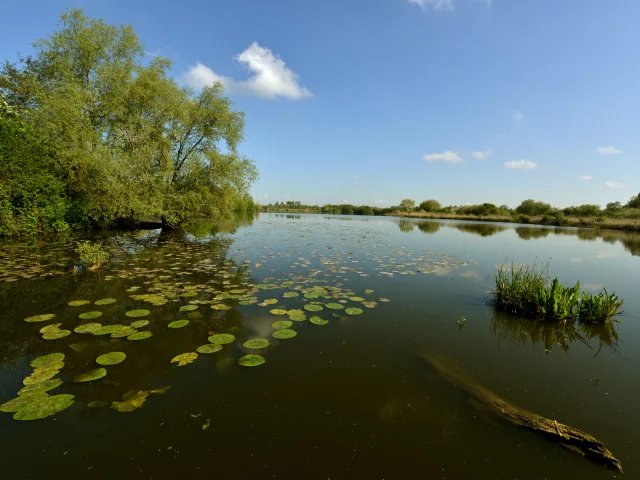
345 308 363 316
73 368 107 383
349 297 365 302
304 304 323 312
171 352 198 366
96 352 126 366
95 298 117 306
74 323 102 333
92 325 123 336
243 339 270 349
127 331 153 341
39 323 62 334
112 387 169 413
111 326 137 338
68 300 90 307
283 292 299 298
310 316 329 326
130 320 149 328
168 320 189 329
325 303 344 310
18 379 62 396
12 394 75 421
272 329 297 339
211 304 231 310
196 344 223 354
1 393 49 412
78 311 103 320
270 308 287 315
30 353 65 368
179 305 198 312
125 309 150 318
238 355 265 367
264 299 278 305
42 329 72 340
272 320 293 330
208 333 235 344
24 314 56 323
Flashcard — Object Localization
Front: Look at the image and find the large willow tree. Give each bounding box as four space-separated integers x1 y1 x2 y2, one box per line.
1 8 256 232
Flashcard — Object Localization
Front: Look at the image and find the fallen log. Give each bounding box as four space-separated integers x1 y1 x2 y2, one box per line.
423 354 623 473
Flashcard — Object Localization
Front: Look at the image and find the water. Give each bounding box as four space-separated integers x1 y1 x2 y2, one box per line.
0 213 638 479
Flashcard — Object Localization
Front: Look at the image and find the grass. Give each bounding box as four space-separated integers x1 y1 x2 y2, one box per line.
489 261 624 323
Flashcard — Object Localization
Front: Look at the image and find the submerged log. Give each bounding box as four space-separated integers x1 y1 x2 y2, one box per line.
423 354 623 472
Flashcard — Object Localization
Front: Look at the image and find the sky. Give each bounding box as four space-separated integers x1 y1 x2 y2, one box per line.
1 0 639 208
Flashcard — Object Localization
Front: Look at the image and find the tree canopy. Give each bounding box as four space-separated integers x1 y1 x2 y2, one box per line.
0 8 257 236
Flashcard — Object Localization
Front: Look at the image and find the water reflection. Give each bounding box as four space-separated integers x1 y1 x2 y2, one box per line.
417 222 441 234
515 227 552 240
490 313 619 355
454 223 507 237
398 220 415 232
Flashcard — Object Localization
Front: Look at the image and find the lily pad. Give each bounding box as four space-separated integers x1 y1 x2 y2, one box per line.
310 316 329 326
68 300 90 307
264 299 278 305
211 304 231 310
289 314 307 322
208 333 235 345
24 314 56 323
79 311 102 320
243 339 270 349
238 355 266 367
95 298 116 306
171 352 198 366
39 323 62 334
18 379 63 397
42 330 71 340
168 320 189 329
270 309 288 315
349 297 365 302
130 320 149 328
1 393 49 413
125 309 150 318
74 323 102 334
179 305 198 312
196 344 223 354
127 331 153 341
96 352 126 366
283 292 299 298
73 368 107 382
110 327 137 338
92 325 123 336
325 303 344 310
13 394 75 421
345 308 363 315
272 329 297 339
272 320 293 330
112 391 150 413
304 304 323 312
304 293 319 299
30 353 65 369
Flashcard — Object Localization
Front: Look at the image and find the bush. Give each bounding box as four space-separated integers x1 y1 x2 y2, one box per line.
76 241 110 269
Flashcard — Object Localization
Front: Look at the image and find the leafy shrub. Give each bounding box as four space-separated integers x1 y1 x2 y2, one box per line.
76 242 109 269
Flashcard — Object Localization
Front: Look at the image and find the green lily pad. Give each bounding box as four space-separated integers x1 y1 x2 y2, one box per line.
272 320 293 330
362 301 377 308
30 353 65 369
264 299 278 305
18 379 63 397
310 316 329 326
349 297 365 302
13 394 75 420
270 309 288 315
23 365 63 386
127 331 153 341
96 352 126 366
125 309 150 318
112 391 150 413
304 304 323 312
79 311 102 320
196 344 223 354
130 320 149 328
180 291 198 297
171 352 198 366
95 298 116 306
243 339 270 349
283 292 299 298
110 327 137 338
68 300 90 307
42 330 71 340
325 303 344 310
1 393 50 413
211 304 231 310
238 355 266 367
208 334 235 345
73 368 107 383
39 323 62 334
345 308 363 315
168 320 189 329
92 325 123 336
272 329 297 339
179 305 198 312
304 293 319 299
24 314 56 323
74 323 102 334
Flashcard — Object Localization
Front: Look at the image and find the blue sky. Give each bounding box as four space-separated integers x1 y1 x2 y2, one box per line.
1 0 639 208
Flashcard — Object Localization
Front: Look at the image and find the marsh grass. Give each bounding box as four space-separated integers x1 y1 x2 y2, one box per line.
490 261 623 323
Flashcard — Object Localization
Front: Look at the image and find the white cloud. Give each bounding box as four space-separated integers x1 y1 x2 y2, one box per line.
579 175 593 181
423 151 463 163
605 181 626 189
409 0 454 11
182 42 311 100
597 146 622 155
504 159 537 170
472 148 494 160
376 200 388 204
352 176 361 181
512 110 524 121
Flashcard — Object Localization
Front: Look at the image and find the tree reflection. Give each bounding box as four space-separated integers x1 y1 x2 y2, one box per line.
454 223 507 237
417 221 441 234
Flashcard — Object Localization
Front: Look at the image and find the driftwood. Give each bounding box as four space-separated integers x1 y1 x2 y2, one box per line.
423 354 623 473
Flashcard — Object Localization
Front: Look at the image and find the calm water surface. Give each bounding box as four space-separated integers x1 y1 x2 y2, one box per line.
1 213 638 479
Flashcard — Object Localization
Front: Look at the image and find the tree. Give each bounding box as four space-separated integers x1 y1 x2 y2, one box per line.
0 8 257 232
626 193 640 209
515 199 553 216
399 199 416 212
419 199 441 212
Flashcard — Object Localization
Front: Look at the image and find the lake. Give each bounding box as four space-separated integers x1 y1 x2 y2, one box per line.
1 213 638 479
